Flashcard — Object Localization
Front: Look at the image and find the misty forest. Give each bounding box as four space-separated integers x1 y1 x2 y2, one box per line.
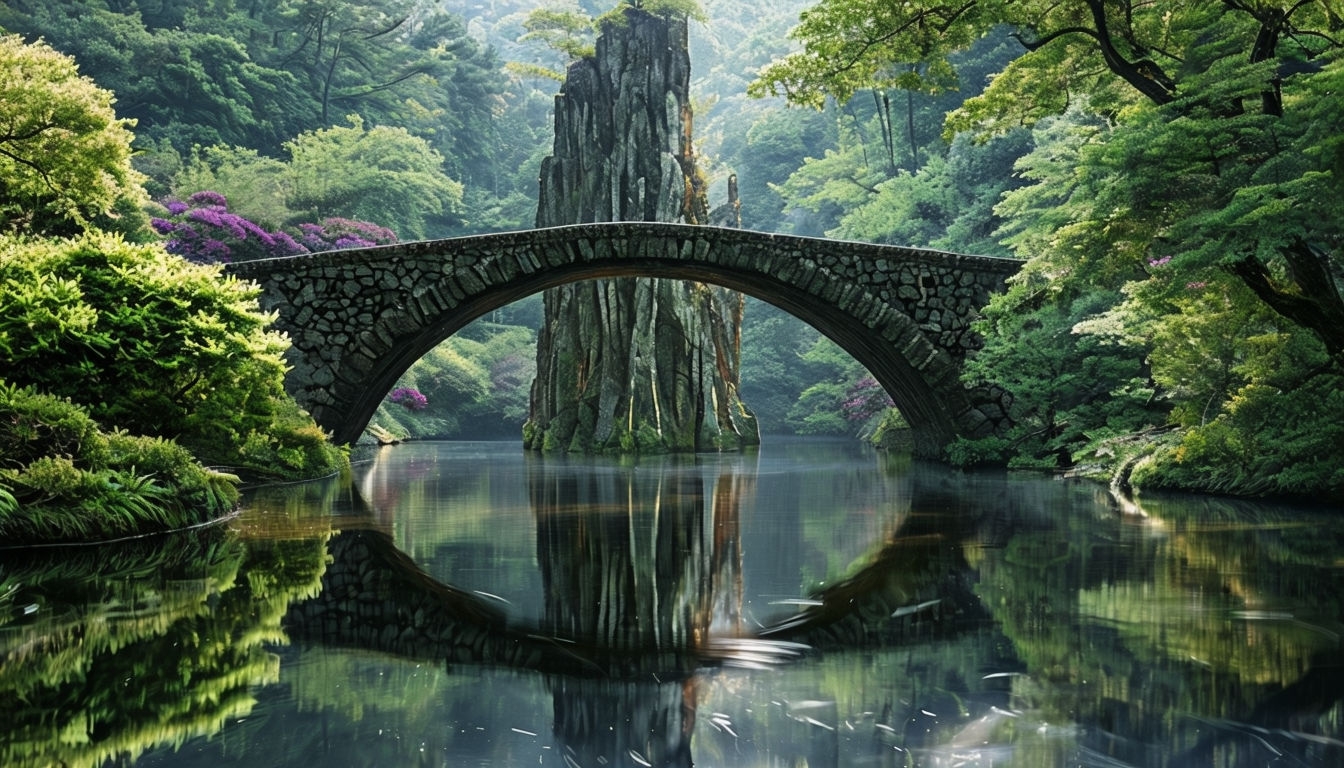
4 3 1344 768
1 0 1342 529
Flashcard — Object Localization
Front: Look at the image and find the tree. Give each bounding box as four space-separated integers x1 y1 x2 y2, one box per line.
1 0 530 236
171 145 295 228
513 4 598 78
0 33 146 237
753 0 1344 361
285 115 463 240
757 29 1026 245
263 0 442 125
784 336 875 436
0 2 311 156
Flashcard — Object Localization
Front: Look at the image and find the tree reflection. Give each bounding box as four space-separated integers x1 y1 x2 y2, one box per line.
21 444 1339 767
959 486 1344 766
0 528 328 768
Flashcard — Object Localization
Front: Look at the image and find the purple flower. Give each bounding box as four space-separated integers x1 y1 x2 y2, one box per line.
153 190 308 263
1148 255 1172 268
333 235 376 250
269 230 304 256
297 217 398 252
841 376 894 423
389 387 428 410
154 191 398 263
187 190 228 208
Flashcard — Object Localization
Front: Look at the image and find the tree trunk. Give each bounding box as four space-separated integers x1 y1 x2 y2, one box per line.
1229 241 1344 361
524 8 758 453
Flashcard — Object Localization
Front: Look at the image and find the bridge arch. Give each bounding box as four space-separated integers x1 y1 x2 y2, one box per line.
224 222 1019 457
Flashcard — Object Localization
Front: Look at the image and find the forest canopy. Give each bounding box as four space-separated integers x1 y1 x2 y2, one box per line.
753 0 1344 497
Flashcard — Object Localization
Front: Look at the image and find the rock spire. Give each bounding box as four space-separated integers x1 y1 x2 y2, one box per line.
524 7 758 453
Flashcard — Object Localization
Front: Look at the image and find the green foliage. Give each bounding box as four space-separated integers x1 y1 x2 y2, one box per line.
1 232 280 432
945 435 1014 468
867 408 910 447
0 532 327 767
768 119 889 235
731 108 839 232
748 0 981 108
369 321 537 441
517 5 597 66
0 232 345 483
738 299 818 433
0 33 147 238
788 381 850 435
639 0 707 22
937 9 1344 494
285 116 464 240
1132 374 1344 500
962 284 1161 469
779 335 877 437
3 0 537 238
760 32 1028 248
0 382 241 541
599 0 706 26
171 146 295 229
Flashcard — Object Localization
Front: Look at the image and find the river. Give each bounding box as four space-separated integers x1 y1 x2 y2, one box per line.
2 438 1342 767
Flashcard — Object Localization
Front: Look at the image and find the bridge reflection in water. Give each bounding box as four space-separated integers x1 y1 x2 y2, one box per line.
6 442 1341 767
284 446 1011 767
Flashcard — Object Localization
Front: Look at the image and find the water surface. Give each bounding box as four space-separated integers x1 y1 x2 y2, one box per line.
2 439 1341 767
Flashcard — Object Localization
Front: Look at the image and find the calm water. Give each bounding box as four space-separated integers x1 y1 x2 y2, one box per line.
3 439 1342 767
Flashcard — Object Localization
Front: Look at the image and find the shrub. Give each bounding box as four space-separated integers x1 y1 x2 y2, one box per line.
0 383 241 541
296 218 398 252
945 435 1014 468
151 191 306 263
0 382 104 470
1131 373 1344 500
388 387 429 410
0 232 346 482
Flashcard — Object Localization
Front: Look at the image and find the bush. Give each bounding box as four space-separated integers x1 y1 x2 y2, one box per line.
0 382 103 470
1131 373 1344 500
151 191 306 263
945 435 1014 468
0 232 346 483
0 383 241 541
295 217 398 252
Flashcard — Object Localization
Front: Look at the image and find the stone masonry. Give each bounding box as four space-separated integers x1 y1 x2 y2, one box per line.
224 222 1021 457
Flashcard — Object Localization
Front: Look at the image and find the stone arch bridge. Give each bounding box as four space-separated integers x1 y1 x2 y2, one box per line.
224 222 1021 457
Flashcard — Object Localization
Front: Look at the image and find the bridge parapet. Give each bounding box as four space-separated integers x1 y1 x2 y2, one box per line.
225 222 1020 456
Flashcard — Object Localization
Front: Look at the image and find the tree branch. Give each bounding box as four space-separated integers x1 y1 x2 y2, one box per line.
1011 26 1100 52
0 146 59 198
1084 0 1176 104
1228 243 1344 360
821 1 979 82
330 67 434 100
